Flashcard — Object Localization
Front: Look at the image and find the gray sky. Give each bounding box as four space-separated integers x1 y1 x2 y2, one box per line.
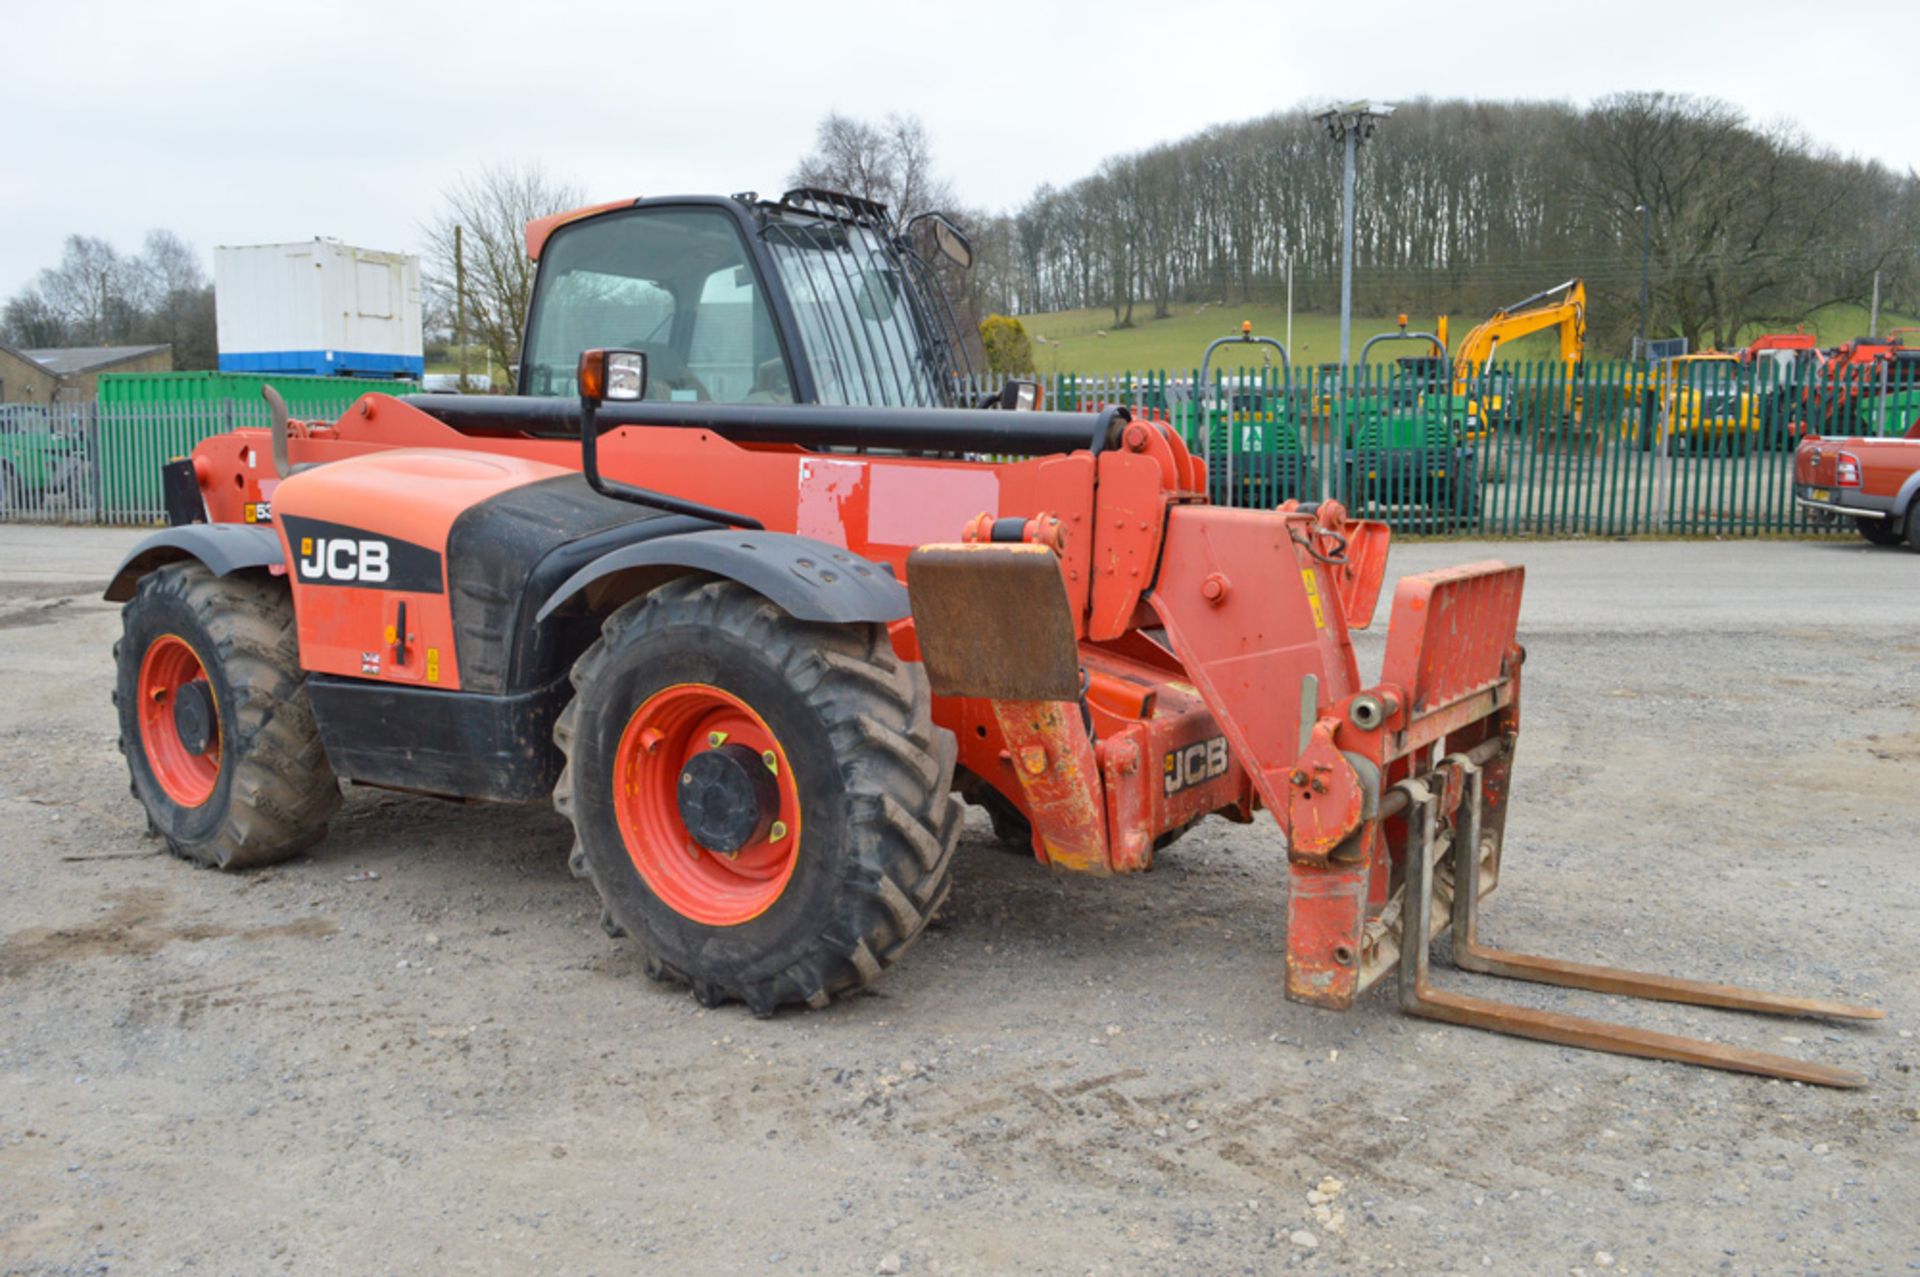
2 0 1906 302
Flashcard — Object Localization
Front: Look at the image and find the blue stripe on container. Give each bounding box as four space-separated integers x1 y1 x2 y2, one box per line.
218 350 425 376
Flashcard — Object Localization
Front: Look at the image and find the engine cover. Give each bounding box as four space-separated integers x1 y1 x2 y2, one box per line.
273 450 572 690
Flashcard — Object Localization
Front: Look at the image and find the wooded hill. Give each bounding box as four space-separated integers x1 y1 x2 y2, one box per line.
964 93 1920 353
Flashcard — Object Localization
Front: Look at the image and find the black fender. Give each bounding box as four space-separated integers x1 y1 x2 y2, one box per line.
535 528 910 627
103 524 284 602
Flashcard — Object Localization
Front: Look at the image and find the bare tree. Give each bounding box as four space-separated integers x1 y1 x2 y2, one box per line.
32 235 137 344
2 290 66 348
2 230 218 363
128 230 215 367
422 162 584 381
790 112 955 226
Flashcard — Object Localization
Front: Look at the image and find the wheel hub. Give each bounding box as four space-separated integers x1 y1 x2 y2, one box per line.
677 743 779 854
171 680 216 756
611 682 803 927
136 633 221 808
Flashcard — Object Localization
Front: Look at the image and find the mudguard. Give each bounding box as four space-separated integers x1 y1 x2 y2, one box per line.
103 524 284 602
535 528 909 626
1895 468 1920 521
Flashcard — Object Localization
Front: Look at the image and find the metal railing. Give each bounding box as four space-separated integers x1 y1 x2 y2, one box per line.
0 400 360 526
1054 356 1920 537
2 358 1913 535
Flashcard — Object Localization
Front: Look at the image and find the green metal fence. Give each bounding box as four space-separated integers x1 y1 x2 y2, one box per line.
0 399 362 525
1054 356 1920 536
5 359 1914 534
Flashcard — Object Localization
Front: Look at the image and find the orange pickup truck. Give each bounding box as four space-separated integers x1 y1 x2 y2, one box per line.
1793 420 1920 548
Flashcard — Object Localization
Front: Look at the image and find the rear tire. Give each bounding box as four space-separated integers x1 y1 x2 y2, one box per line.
113 562 340 869
1858 517 1903 547
1904 508 1920 553
554 577 961 1015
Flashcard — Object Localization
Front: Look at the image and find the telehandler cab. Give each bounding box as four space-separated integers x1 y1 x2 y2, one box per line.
106 190 1881 1085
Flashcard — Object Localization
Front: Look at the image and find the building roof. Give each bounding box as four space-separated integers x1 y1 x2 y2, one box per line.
21 345 171 376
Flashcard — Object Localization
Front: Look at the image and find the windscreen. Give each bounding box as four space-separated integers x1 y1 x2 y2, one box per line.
521 208 794 404
761 219 959 408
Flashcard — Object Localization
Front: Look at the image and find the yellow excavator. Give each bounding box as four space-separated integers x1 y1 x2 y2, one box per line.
1445 279 1587 432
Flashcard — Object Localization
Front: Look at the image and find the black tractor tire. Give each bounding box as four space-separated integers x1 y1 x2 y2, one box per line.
1857 517 1903 547
554 577 962 1016
1905 509 1920 554
113 562 340 869
956 771 1034 854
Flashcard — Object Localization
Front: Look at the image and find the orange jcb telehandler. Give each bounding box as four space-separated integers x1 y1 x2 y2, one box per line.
106 191 1881 1085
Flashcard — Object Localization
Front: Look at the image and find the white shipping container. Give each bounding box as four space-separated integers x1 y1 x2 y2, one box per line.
214 240 424 377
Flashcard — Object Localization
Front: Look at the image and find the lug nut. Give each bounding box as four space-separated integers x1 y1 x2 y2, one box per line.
768 820 789 842
762 749 778 774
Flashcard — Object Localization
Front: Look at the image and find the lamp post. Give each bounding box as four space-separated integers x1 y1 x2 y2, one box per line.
1635 203 1651 360
1316 102 1393 366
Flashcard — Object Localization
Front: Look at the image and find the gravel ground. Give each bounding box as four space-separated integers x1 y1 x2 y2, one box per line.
1 525 1915 1277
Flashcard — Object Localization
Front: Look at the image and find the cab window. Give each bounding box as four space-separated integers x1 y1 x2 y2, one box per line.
522 207 794 404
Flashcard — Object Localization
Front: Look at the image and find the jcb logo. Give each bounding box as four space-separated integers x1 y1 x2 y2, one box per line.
298 536 391 584
280 515 444 595
1164 735 1229 796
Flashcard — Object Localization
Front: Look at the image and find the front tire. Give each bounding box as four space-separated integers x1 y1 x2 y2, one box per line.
554 577 961 1015
113 562 340 869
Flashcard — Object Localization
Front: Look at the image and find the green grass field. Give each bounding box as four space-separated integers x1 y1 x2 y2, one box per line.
1011 301 1920 377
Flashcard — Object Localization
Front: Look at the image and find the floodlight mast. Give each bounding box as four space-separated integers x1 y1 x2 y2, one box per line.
1316 101 1394 367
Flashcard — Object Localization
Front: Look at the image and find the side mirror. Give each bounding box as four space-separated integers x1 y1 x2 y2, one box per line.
932 217 973 269
906 211 974 270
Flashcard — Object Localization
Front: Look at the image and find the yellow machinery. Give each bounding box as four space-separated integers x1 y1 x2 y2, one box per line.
1448 280 1588 433
1622 352 1759 452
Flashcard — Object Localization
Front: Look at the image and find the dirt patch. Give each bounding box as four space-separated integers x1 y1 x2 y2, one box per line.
0 597 74 630
1857 731 1920 763
0 888 335 981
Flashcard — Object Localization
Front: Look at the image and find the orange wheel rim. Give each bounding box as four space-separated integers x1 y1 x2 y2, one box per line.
137 634 221 808
612 683 802 927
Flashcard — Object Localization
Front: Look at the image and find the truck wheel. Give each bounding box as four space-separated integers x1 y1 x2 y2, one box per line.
1857 517 1902 547
113 562 340 869
1905 509 1920 553
554 577 961 1016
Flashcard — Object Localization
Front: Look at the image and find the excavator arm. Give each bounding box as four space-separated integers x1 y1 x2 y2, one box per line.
1452 279 1587 386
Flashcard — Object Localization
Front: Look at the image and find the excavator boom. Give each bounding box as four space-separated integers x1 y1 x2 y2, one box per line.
1453 278 1587 380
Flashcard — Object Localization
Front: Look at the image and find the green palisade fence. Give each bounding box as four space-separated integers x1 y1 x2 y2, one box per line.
1055 356 1920 537
3 359 1915 531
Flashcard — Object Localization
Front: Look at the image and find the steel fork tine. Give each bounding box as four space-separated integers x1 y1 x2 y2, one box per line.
1396 777 1871 1089
1446 763 1882 1023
